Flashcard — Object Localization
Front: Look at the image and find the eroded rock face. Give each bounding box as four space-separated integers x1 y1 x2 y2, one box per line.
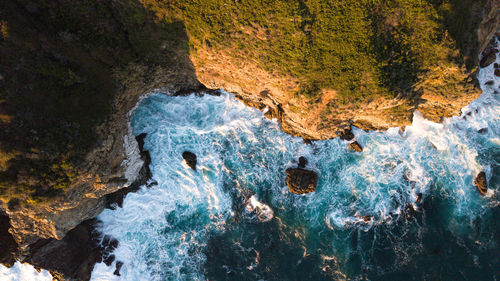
182 151 197 170
474 171 488 195
348 141 363 152
0 213 17 267
286 168 318 194
480 46 498 68
26 219 103 281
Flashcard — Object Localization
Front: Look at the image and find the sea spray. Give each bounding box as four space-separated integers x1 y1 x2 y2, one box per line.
91 40 499 280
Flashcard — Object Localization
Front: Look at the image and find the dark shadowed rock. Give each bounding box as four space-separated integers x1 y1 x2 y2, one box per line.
495 69 500 77
104 254 115 266
485 80 494 85
0 213 17 267
26 219 103 281
339 128 354 141
474 171 488 195
285 168 318 194
348 141 363 152
298 156 308 168
480 47 497 68
114 261 123 276
182 151 197 170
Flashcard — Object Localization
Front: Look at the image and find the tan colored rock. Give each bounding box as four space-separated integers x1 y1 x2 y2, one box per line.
285 168 318 195
348 141 363 152
474 171 488 195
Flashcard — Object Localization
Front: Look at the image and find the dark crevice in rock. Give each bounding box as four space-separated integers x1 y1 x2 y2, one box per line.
0 212 17 268
105 133 152 209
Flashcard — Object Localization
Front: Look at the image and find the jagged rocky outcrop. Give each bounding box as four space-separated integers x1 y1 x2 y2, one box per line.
0 0 497 280
348 141 363 152
474 171 488 195
286 168 318 194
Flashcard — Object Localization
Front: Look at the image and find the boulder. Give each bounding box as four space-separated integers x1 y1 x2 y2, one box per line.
285 168 318 194
416 193 423 203
479 47 497 68
182 151 197 170
495 69 500 77
114 261 123 276
298 156 308 168
473 171 488 195
348 141 363 152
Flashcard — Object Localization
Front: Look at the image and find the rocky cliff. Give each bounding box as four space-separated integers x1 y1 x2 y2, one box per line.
0 0 498 279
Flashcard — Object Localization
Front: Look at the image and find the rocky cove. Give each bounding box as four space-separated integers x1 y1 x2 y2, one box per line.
0 0 499 280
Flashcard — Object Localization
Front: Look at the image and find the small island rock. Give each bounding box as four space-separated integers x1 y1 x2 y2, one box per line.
298 156 308 168
473 171 488 195
286 168 318 194
348 141 363 152
182 151 197 170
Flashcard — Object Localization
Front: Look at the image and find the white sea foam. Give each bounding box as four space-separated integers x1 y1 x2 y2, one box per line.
0 262 52 281
91 38 499 280
245 195 274 222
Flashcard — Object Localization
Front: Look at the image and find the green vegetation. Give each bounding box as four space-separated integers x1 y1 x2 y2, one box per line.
0 0 192 206
164 0 483 101
0 0 485 206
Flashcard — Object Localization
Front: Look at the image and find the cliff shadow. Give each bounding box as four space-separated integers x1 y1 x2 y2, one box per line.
0 0 201 206
0 0 201 278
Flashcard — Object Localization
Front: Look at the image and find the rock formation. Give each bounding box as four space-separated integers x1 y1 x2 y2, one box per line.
286 168 318 194
182 151 197 171
0 0 497 279
348 141 363 152
474 171 488 195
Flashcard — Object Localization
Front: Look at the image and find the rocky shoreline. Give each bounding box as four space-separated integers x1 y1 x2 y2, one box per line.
0 2 498 280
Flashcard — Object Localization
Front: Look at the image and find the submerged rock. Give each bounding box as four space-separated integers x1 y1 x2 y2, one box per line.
298 156 308 168
182 151 197 170
478 128 488 134
348 141 363 152
474 171 488 195
416 193 423 203
286 168 318 194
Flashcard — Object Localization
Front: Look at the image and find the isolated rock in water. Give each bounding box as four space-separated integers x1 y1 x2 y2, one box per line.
479 47 497 68
478 128 488 134
474 171 488 195
286 168 318 194
114 261 123 276
298 156 308 168
348 141 363 152
495 69 500 77
182 151 197 170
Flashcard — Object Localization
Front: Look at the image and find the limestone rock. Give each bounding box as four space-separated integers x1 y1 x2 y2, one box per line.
473 171 488 195
286 168 318 194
